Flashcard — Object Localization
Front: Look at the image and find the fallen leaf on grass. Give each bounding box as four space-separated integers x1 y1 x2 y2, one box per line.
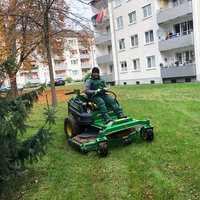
34 180 39 183
44 185 50 189
21 191 26 195
176 131 181 134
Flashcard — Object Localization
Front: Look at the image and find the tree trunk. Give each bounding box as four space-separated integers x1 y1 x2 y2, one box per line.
44 12 58 107
10 73 18 97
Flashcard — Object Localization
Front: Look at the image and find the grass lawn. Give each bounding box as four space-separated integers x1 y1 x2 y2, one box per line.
10 83 200 200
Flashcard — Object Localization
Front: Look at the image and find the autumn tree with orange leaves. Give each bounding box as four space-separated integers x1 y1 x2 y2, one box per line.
0 0 91 107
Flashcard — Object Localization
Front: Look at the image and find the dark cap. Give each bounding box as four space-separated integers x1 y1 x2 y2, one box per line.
92 67 99 74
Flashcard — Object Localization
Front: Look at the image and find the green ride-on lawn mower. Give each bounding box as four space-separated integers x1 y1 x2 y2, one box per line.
64 89 154 157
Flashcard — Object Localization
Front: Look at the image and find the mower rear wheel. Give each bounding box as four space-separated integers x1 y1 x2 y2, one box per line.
64 116 81 139
97 141 108 158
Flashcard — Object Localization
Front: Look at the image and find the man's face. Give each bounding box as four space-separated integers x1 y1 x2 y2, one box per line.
93 72 99 79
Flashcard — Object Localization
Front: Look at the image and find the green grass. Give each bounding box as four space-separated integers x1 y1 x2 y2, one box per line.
10 83 200 200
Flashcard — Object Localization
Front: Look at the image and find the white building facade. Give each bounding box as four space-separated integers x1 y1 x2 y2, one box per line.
15 36 95 85
91 0 200 85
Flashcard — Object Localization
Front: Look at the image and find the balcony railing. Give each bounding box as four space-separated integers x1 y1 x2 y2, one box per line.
96 54 113 64
158 0 192 12
157 0 192 24
94 32 111 45
80 54 91 59
25 78 40 84
54 65 67 70
159 33 194 51
101 73 115 83
81 64 92 69
161 63 196 78
91 8 109 26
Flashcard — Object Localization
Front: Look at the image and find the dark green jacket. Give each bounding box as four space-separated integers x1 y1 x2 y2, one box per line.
84 75 107 97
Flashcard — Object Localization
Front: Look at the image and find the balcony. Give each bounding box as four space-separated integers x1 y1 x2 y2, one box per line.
25 78 40 84
159 33 194 51
94 32 111 45
24 67 39 73
161 64 196 78
101 73 115 83
81 64 92 69
54 65 67 71
157 0 192 24
91 9 109 26
80 54 91 59
96 54 113 64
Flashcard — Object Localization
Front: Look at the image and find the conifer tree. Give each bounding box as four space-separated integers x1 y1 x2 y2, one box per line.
0 58 56 197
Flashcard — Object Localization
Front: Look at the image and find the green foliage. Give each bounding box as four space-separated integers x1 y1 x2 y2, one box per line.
66 77 72 83
83 72 91 82
0 84 56 197
24 82 43 89
74 79 83 82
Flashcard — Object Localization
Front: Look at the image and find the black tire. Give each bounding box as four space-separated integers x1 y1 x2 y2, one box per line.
97 141 108 157
64 116 81 139
146 129 154 141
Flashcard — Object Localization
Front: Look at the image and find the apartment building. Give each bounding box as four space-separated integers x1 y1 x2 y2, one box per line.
91 0 200 85
15 34 95 86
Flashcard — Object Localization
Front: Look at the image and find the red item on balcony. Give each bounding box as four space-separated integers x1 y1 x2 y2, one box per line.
97 11 103 23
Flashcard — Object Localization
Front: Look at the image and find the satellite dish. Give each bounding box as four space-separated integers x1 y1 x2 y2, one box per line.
156 29 163 37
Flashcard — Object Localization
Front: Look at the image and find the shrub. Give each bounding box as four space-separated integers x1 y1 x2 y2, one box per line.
83 72 92 82
66 77 72 83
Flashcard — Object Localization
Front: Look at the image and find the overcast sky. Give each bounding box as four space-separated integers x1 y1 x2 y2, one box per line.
67 0 92 27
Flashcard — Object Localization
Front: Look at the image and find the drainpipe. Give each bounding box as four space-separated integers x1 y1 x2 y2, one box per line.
108 0 120 85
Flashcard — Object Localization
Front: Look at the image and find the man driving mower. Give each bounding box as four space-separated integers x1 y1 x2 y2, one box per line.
85 67 126 124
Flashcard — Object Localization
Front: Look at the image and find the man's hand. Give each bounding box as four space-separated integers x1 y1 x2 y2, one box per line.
95 88 101 94
103 87 108 91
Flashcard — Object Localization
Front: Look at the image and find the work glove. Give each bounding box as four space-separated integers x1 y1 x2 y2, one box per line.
103 87 108 91
94 88 101 94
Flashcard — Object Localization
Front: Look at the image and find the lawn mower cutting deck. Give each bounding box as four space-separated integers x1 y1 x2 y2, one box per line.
64 89 154 157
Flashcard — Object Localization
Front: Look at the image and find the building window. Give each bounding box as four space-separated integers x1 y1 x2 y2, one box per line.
185 78 191 83
150 80 155 84
176 50 195 65
136 81 140 85
130 34 138 47
143 4 152 18
71 59 78 65
145 30 154 43
68 39 76 46
118 39 125 50
115 0 121 7
147 56 156 68
174 20 193 35
80 50 88 54
44 72 49 79
55 61 61 66
128 11 136 24
120 61 127 72
72 70 79 75
81 59 87 64
116 16 123 29
106 26 110 33
108 45 112 54
56 71 63 77
132 59 140 70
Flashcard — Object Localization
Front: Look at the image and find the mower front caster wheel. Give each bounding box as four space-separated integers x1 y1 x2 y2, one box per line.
97 142 108 158
141 128 154 141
